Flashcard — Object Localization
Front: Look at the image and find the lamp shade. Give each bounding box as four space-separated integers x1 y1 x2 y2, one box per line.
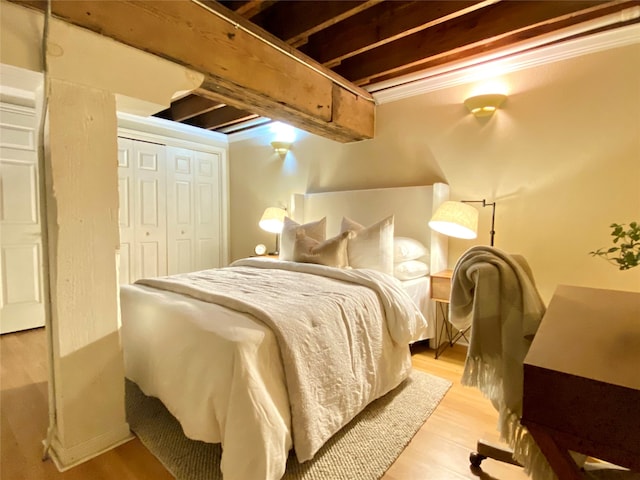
428 201 478 239
259 207 286 233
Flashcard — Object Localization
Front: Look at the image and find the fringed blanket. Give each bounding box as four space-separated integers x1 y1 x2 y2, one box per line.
449 246 559 480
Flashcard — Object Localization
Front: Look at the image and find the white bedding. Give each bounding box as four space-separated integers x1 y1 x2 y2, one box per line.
401 276 436 341
121 258 427 480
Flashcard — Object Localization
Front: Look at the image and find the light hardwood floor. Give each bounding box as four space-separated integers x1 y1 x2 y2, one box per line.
1 328 529 480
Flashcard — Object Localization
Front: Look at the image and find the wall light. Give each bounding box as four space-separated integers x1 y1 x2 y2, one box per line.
271 140 292 158
464 93 507 117
270 121 295 158
429 199 497 246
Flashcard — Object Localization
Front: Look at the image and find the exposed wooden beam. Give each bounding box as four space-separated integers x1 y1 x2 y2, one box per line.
193 83 372 143
249 0 382 47
186 104 258 130
17 0 374 142
299 1 494 67
219 117 272 134
167 94 225 122
333 0 623 85
219 0 277 19
365 3 640 86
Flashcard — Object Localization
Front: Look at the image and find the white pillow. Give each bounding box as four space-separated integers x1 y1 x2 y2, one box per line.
340 215 394 275
394 260 430 280
394 237 429 263
279 216 326 261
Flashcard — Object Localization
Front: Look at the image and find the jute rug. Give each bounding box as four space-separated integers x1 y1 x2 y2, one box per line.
126 370 451 480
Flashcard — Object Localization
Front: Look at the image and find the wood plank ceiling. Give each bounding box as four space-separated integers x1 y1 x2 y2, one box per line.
156 0 639 135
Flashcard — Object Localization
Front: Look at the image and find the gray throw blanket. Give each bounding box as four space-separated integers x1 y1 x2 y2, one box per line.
449 246 557 480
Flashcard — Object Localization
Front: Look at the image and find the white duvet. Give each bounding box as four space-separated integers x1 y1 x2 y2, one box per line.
121 258 427 480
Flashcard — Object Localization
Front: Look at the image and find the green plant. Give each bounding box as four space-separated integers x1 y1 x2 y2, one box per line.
590 222 640 270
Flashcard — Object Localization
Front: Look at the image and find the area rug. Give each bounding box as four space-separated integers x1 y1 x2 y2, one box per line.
126 370 451 480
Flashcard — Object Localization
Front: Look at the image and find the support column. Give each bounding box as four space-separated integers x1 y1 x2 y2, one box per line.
44 78 132 469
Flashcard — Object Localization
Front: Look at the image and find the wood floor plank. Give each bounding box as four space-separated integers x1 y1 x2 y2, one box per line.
1 328 529 479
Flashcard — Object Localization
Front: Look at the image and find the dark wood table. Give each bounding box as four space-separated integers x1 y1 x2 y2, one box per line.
521 285 640 479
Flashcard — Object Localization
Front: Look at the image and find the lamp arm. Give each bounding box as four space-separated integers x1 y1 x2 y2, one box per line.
461 199 496 247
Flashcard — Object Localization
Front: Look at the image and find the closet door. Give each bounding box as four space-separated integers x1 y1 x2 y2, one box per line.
117 138 135 284
0 103 45 333
117 137 167 283
194 150 222 270
133 140 167 280
166 147 223 274
166 146 195 274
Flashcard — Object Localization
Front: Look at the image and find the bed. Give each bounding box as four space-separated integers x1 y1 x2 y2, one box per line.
120 183 449 480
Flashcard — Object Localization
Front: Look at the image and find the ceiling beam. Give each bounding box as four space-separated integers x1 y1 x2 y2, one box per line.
186 104 259 130
218 117 272 134
220 0 277 19
17 0 374 142
333 0 624 85
364 2 640 86
249 0 382 47
299 1 495 67
165 94 225 122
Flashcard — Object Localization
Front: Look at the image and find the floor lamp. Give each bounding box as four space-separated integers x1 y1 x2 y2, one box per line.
428 199 496 246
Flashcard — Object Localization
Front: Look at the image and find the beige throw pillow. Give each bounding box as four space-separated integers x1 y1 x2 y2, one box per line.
279 216 326 261
293 230 350 268
340 215 394 275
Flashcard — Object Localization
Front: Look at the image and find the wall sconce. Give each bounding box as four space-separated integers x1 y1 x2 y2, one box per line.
464 93 507 117
259 206 287 254
270 121 295 158
429 199 497 246
271 140 292 158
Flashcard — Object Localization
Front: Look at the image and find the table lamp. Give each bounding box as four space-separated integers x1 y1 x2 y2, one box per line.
259 207 287 254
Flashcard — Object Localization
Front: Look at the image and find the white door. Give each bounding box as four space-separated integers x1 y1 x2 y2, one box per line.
167 147 223 273
117 137 135 284
167 146 195 274
0 103 45 333
117 137 167 284
194 150 222 270
134 140 167 280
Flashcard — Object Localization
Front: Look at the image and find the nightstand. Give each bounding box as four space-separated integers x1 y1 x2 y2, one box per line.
430 269 469 359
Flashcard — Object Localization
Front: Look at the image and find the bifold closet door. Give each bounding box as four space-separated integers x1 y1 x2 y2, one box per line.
166 146 222 274
118 137 167 284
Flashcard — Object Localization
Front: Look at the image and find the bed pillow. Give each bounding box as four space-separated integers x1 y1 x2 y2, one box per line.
394 237 429 263
340 215 394 275
280 216 326 261
394 260 430 280
293 230 350 268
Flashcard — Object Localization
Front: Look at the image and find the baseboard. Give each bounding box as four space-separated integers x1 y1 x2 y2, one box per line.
47 422 134 471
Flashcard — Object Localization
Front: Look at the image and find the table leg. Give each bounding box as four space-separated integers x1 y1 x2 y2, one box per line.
525 422 584 480
434 301 452 359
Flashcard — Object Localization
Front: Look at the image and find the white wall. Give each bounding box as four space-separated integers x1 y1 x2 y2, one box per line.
229 41 640 304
